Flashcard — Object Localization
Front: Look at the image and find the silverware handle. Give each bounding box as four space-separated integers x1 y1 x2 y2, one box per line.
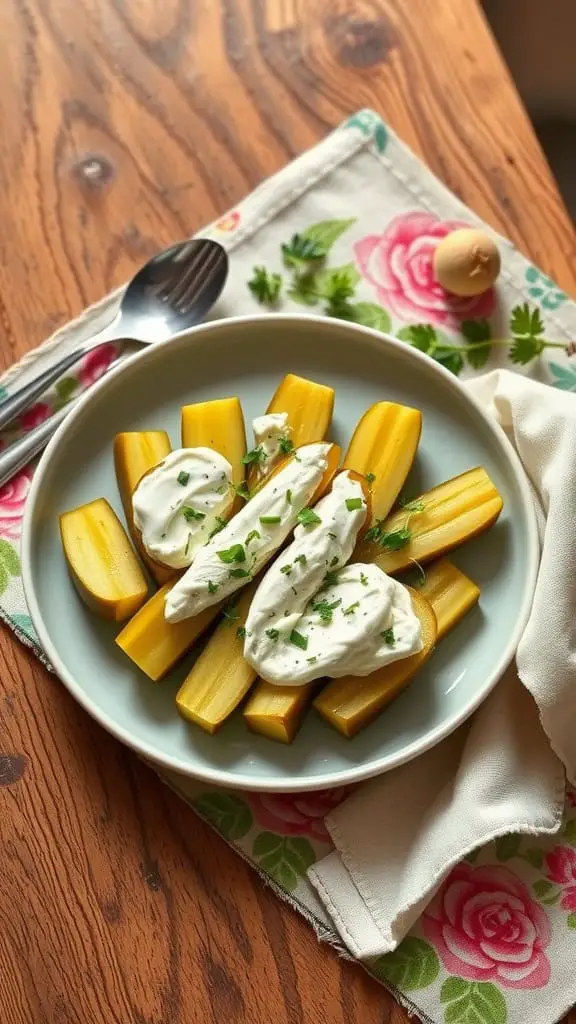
0 405 72 488
0 321 119 431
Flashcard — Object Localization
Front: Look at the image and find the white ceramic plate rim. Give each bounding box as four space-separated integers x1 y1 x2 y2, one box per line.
21 313 540 791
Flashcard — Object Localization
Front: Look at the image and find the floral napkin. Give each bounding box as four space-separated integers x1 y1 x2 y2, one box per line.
2 110 576 1024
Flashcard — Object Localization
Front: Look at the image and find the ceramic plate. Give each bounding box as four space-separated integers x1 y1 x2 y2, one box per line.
21 315 539 791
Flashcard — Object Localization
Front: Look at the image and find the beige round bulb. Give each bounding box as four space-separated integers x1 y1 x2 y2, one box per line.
433 229 501 297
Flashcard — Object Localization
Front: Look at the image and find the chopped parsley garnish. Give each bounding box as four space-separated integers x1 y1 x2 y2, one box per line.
289 629 308 651
343 601 360 616
311 598 341 624
222 605 239 625
294 554 307 566
236 626 247 640
177 470 190 486
365 472 376 485
217 543 246 564
360 572 369 586
286 488 292 504
182 506 206 522
296 507 321 527
398 496 426 513
328 531 337 540
229 567 251 578
265 628 280 641
329 556 339 567
248 265 282 304
380 527 411 551
381 628 396 646
207 580 219 594
278 435 294 455
364 520 384 544
345 497 363 511
321 570 340 590
234 481 252 501
260 515 281 525
281 233 328 268
209 515 228 538
242 445 266 466
184 533 193 558
280 564 292 576
245 529 260 546
307 656 317 665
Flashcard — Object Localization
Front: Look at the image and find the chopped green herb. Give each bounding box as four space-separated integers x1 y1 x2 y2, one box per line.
217 543 246 564
234 481 252 501
248 265 282 304
222 605 239 625
280 564 292 576
291 585 298 596
289 629 308 651
297 507 321 527
236 626 247 640
343 601 360 616
216 484 228 495
321 570 340 590
381 628 396 646
266 628 280 641
329 556 339 567
281 233 328 269
380 527 411 551
364 520 384 544
184 533 193 558
307 656 318 665
345 497 363 511
209 515 228 538
207 580 219 594
398 496 426 513
182 506 206 522
177 470 190 486
278 435 294 455
360 572 369 586
311 598 342 624
328 531 337 540
229 567 251 578
242 445 266 466
365 472 376 485
294 554 307 566
260 515 281 525
286 489 292 504
245 529 260 546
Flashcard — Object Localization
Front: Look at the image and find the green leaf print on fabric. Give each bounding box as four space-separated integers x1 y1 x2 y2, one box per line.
440 978 507 1024
345 110 388 153
567 913 576 930
532 879 561 905
0 539 20 596
495 834 522 862
563 818 576 844
525 266 567 310
53 376 79 412
549 362 576 392
301 219 356 254
252 832 315 892
193 792 252 841
11 613 38 642
350 302 392 333
522 847 545 870
0 384 7 401
373 937 440 991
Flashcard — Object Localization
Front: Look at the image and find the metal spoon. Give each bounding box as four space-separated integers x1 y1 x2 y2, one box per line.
0 238 228 432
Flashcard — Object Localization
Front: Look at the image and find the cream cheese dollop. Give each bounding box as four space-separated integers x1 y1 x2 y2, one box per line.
132 447 233 569
164 442 331 623
243 473 422 685
251 412 290 480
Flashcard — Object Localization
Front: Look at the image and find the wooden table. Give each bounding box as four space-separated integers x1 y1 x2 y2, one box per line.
1 2 574 1022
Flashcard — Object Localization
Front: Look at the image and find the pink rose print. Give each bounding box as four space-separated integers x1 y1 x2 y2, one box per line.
354 212 496 329
423 863 551 989
249 788 350 842
0 466 33 540
20 402 50 432
545 846 576 911
79 344 116 388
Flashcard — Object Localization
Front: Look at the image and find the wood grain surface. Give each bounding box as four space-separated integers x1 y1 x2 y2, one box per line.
0 2 574 1022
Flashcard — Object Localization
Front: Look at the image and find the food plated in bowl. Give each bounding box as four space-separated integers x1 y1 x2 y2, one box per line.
21 315 539 791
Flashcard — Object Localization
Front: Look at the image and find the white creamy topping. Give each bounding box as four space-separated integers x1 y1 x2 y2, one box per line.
132 447 233 569
164 442 331 623
244 473 422 685
251 412 290 480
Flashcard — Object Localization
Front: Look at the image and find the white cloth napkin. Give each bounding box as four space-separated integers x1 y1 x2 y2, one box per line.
308 369 574 959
